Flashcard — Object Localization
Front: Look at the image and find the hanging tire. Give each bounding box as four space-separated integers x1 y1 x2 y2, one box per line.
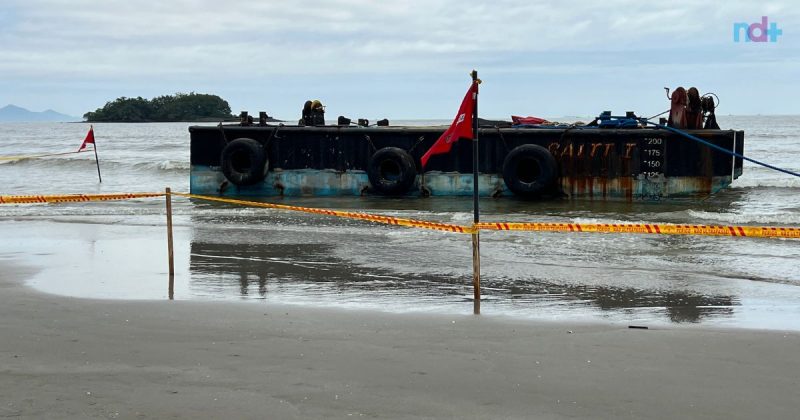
220 138 268 186
367 147 417 195
502 144 558 198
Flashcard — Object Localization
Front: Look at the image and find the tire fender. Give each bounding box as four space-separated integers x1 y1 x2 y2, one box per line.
367 147 417 195
220 138 268 186
502 144 558 198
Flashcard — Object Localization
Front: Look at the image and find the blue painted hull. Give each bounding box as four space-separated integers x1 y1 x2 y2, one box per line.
192 165 736 201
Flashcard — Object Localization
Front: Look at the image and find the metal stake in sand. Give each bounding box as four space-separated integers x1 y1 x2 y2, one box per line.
79 125 102 182
165 188 175 297
470 70 481 315
92 136 102 183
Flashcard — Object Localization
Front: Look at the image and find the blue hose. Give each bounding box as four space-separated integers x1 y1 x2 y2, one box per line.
645 121 800 179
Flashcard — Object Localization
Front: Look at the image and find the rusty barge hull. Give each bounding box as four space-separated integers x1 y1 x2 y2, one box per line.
189 125 744 201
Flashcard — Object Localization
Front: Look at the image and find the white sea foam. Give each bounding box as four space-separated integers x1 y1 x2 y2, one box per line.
731 177 800 189
686 210 800 225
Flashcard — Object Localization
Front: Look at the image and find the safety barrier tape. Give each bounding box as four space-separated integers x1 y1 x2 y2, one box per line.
0 192 165 204
2 191 799 239
178 194 800 239
173 193 475 234
475 222 800 239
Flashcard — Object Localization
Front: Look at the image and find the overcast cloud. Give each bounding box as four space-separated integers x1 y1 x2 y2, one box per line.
0 0 796 119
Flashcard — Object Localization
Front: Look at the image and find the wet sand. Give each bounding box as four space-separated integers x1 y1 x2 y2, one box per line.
1 262 799 419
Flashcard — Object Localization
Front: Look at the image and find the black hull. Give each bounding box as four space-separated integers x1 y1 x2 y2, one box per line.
190 124 744 201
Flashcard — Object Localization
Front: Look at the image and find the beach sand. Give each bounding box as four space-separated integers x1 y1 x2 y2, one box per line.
1 262 799 419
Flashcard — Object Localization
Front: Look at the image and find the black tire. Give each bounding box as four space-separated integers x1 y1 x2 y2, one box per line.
367 147 417 195
220 138 268 186
502 144 558 198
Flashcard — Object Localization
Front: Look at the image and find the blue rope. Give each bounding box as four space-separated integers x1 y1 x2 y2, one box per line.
645 121 800 179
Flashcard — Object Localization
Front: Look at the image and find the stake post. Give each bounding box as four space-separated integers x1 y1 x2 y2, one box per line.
470 70 481 315
165 187 175 279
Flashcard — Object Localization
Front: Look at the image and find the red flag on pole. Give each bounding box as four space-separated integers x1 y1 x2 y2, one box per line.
78 126 95 151
420 82 477 168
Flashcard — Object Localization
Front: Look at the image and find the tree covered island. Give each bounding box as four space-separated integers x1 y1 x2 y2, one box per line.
83 92 234 122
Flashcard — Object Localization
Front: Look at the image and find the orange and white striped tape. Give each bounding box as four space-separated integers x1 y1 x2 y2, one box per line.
475 222 800 239
2 191 799 239
178 194 800 239
173 193 475 234
0 192 165 204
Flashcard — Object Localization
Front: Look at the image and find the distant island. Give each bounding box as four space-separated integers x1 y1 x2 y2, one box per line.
84 92 263 123
0 105 79 122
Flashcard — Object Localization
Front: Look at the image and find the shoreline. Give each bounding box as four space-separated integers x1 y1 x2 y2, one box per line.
2 260 800 419
5 216 799 332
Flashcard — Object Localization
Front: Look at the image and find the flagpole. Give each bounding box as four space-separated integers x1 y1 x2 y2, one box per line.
91 125 102 183
470 70 481 315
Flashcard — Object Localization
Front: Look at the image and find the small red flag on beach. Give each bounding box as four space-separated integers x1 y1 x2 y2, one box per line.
78 126 95 151
420 82 477 168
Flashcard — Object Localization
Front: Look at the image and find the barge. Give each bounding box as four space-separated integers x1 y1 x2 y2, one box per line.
189 97 744 202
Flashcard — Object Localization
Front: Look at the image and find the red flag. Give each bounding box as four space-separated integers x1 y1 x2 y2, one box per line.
78 126 95 151
420 82 477 168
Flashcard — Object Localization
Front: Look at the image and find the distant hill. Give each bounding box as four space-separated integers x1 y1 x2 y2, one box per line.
0 105 79 122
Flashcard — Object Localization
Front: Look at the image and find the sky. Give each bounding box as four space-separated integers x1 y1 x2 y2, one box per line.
0 0 797 120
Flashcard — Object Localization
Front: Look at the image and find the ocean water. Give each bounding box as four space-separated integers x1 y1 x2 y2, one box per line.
1 117 800 330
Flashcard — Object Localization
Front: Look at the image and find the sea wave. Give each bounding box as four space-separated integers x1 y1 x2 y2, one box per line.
0 155 100 170
0 155 190 173
745 133 799 139
686 210 800 225
0 158 22 165
731 177 800 189
133 160 191 171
